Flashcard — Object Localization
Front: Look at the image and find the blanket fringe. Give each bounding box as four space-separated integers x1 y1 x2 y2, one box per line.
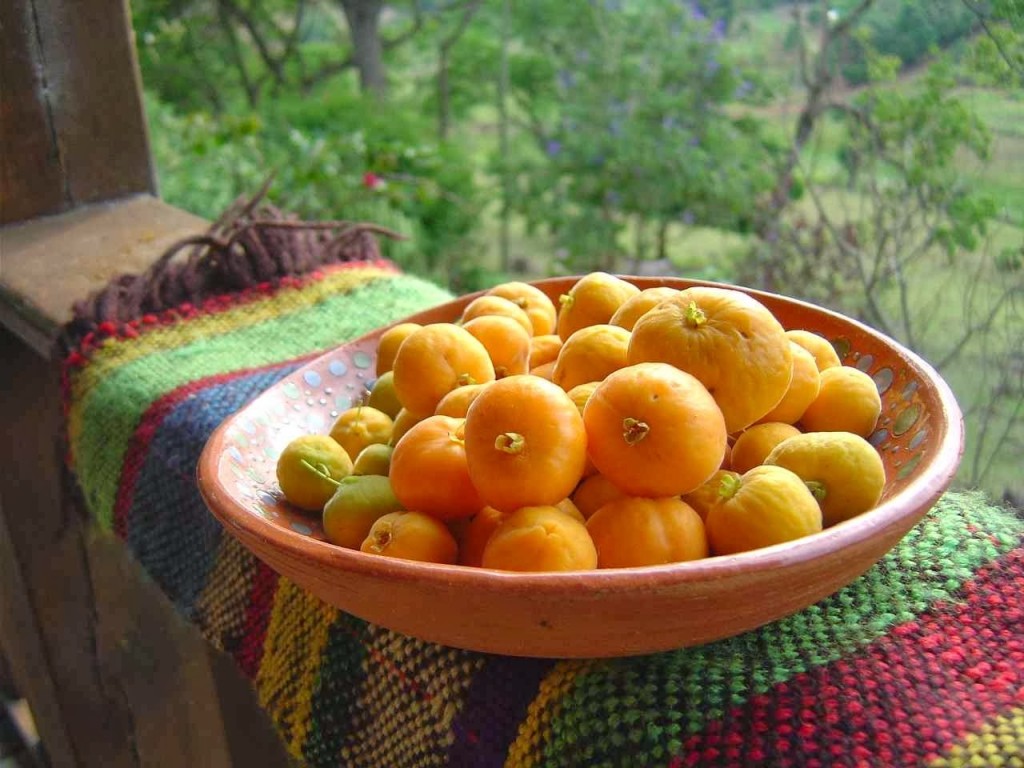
65 181 404 341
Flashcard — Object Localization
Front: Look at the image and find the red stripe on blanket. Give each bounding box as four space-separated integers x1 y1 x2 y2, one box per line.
111 357 319 538
235 560 281 679
669 546 1024 768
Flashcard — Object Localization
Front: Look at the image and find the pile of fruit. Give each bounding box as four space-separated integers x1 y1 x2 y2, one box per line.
275 273 886 572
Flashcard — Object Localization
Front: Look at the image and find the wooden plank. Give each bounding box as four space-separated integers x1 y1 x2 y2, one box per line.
87 534 238 768
0 0 155 224
0 0 67 223
0 494 77 767
0 329 139 766
0 195 207 355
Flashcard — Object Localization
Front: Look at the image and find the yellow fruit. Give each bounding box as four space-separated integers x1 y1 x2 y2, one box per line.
758 342 821 425
627 286 793 433
392 323 496 418
556 272 641 341
376 323 422 377
800 366 881 438
705 465 823 555
729 422 802 474
552 324 632 392
275 434 353 511
329 406 394 460
608 286 678 331
487 281 558 336
764 431 886 527
681 469 740 520
785 329 842 371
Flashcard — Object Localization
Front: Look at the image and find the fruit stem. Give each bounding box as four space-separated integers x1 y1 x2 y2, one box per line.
300 459 341 487
558 294 574 310
685 301 707 328
718 473 741 500
495 432 526 454
457 373 477 386
805 481 828 503
622 418 650 445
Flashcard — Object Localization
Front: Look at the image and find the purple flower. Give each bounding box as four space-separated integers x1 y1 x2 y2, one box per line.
690 1 705 21
706 58 721 76
557 69 575 90
711 18 726 40
681 210 695 225
546 139 562 157
605 190 622 205
734 80 753 98
688 135 701 147
662 115 678 131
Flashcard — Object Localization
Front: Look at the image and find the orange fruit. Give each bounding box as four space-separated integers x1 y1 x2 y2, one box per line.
556 272 641 341
758 342 821 425
462 315 531 379
609 286 678 331
481 505 597 572
551 324 632 392
376 322 422 376
764 431 886 527
555 497 586 523
571 473 627 520
729 422 802 474
704 466 822 555
566 381 601 477
464 375 588 512
799 366 881 437
459 505 507 567
583 362 727 497
785 329 842 371
361 511 458 564
681 469 740 520
329 406 394 460
434 383 488 419
487 281 558 336
528 334 563 369
391 323 496 418
529 360 556 381
628 286 793 433
586 497 708 568
275 434 353 511
461 295 533 336
389 415 483 520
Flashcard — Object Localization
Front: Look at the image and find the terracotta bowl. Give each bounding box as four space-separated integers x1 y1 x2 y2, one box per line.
197 276 964 658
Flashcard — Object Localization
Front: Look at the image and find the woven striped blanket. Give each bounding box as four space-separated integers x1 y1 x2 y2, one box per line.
63 259 1024 767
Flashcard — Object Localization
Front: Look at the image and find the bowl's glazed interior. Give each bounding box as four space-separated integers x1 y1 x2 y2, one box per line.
198 275 963 657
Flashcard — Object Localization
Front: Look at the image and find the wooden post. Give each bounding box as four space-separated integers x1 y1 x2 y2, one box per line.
0 0 155 225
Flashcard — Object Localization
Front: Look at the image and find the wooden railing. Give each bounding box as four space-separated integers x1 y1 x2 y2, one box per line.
0 1 289 764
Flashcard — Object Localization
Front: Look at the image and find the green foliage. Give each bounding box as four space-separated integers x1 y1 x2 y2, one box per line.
499 0 779 273
837 0 977 84
145 89 480 277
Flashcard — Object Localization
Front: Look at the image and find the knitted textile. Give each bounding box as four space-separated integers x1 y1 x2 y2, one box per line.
62 260 1024 768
